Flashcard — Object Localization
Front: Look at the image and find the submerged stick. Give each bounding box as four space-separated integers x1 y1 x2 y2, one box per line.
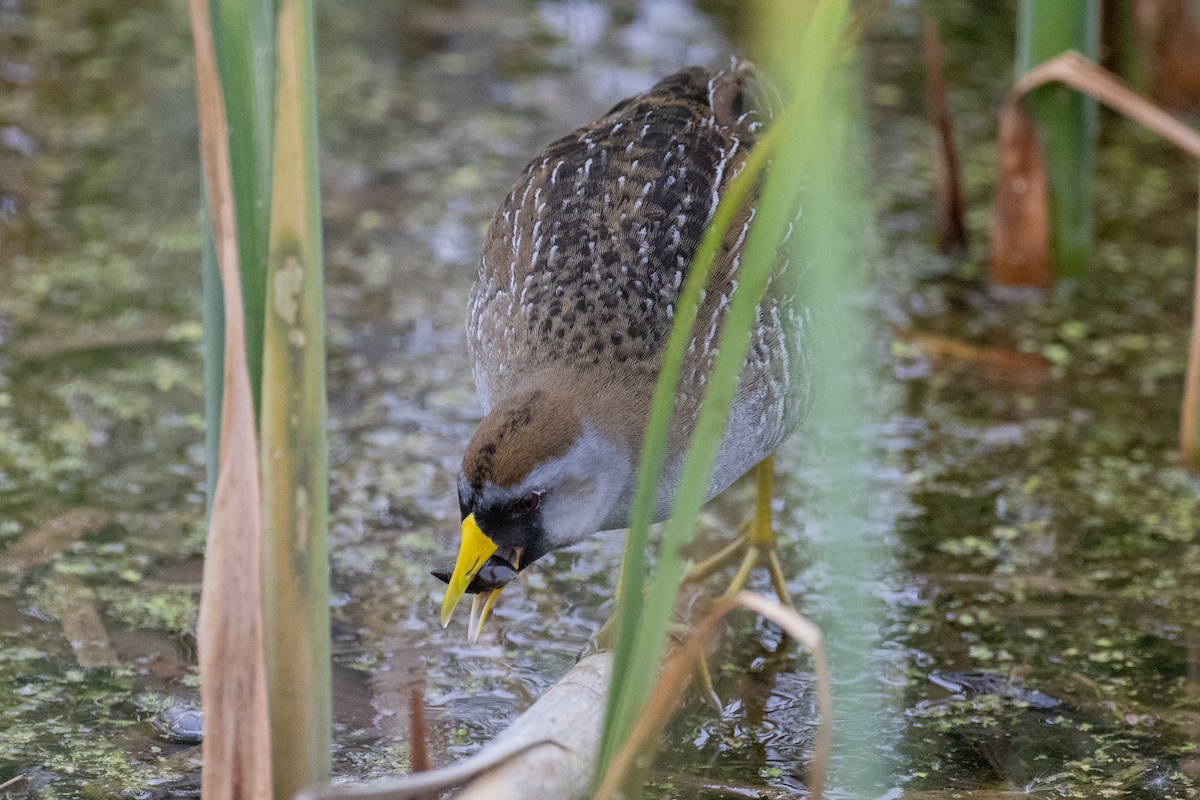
50 577 120 670
892 325 1052 383
1 509 110 571
294 658 602 800
14 323 183 361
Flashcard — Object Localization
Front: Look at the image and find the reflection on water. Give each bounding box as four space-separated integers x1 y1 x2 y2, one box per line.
1 0 1199 797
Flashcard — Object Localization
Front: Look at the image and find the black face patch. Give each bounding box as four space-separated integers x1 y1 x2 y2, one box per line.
472 494 548 558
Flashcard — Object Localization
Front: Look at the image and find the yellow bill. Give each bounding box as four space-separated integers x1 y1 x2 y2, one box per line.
439 513 497 628
467 588 505 644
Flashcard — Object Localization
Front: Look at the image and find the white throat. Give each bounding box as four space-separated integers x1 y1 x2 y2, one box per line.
519 422 632 547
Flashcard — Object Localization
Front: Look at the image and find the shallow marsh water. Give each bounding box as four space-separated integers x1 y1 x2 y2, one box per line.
0 0 1199 797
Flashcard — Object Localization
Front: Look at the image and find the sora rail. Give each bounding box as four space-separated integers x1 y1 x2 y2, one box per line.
436 62 810 641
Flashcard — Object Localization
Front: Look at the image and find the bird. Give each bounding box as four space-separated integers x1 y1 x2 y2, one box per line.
435 62 810 642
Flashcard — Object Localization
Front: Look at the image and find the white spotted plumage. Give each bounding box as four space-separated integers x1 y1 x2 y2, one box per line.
466 62 810 519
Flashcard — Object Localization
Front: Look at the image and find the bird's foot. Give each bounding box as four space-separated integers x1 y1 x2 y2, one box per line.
684 520 793 608
685 456 792 606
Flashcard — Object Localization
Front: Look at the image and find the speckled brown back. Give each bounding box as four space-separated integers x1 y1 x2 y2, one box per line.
464 62 809 498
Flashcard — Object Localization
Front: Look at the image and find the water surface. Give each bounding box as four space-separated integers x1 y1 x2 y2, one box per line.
1 0 1198 797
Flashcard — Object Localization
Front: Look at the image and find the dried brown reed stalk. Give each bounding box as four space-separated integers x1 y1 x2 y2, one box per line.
991 52 1200 288
187 0 273 797
1185 196 1200 470
923 16 969 254
409 688 431 774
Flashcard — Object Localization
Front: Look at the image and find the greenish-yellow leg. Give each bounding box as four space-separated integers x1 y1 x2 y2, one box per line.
687 456 793 607
606 458 794 713
684 456 795 712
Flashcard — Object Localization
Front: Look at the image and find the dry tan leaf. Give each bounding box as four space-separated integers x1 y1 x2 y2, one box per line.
1012 51 1200 157
187 0 273 798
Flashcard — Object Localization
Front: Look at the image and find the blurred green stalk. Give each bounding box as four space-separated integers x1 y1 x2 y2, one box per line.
795 58 891 800
1016 0 1100 281
259 0 332 794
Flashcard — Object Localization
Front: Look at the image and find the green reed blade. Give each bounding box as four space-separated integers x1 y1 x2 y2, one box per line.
259 0 332 795
597 0 853 783
210 0 275 415
792 55 892 800
600 120 780 764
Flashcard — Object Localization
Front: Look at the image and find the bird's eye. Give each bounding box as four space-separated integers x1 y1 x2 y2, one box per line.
515 491 543 515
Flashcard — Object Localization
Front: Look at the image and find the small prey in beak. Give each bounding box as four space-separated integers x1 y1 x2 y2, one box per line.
434 513 521 643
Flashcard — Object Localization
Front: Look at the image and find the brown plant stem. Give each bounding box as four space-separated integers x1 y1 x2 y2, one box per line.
1183 188 1200 470
1135 0 1200 110
923 16 968 254
409 689 431 774
988 100 1052 288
